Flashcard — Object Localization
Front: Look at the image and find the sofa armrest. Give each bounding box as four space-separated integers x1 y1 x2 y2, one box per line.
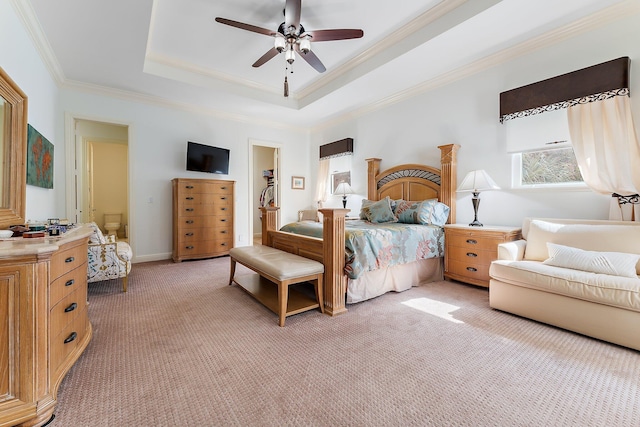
497 240 527 261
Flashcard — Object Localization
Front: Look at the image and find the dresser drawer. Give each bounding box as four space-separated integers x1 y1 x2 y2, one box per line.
51 309 88 376
177 215 232 228
447 259 490 283
50 241 88 281
177 181 233 195
50 262 87 307
177 203 232 217
176 238 233 256
50 286 87 337
446 233 504 250
447 245 496 265
178 193 232 207
177 227 232 243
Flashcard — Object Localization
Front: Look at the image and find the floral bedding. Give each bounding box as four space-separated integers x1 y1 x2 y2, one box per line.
279 220 445 279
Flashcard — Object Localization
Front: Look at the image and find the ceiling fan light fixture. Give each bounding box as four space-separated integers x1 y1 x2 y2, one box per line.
274 36 286 52
285 48 295 64
299 38 311 54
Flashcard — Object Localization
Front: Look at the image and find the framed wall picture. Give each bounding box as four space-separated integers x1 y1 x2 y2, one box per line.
332 171 351 193
291 176 305 190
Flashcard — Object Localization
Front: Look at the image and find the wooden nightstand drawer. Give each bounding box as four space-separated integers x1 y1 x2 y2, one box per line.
444 224 521 287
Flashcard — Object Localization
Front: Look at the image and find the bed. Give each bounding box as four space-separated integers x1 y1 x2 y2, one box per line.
261 144 460 315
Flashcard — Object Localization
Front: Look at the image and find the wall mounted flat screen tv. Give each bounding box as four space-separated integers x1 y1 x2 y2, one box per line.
186 141 230 174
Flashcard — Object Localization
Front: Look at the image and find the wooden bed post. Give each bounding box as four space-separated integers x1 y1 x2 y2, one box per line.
260 207 279 246
366 158 381 201
437 144 460 224
318 208 349 316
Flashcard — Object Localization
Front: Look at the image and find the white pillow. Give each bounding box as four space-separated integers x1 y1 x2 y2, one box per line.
524 219 640 263
543 243 640 278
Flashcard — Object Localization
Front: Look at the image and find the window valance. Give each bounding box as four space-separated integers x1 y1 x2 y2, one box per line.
319 138 353 160
500 57 630 123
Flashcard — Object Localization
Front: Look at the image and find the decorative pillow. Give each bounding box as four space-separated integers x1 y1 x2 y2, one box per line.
543 243 640 278
361 197 398 224
394 199 450 226
359 199 374 220
524 220 640 263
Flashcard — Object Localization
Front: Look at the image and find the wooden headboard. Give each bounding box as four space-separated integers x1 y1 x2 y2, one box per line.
365 144 460 224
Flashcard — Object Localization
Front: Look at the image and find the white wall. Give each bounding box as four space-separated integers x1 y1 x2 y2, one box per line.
311 12 640 227
1 0 62 221
59 90 309 261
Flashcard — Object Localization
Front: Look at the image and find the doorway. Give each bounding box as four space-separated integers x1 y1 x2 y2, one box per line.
67 118 129 241
249 140 281 245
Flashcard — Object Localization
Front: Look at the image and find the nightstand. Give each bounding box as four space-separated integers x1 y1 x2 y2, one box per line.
444 224 522 287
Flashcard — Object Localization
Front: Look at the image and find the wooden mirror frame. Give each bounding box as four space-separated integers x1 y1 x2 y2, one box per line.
0 67 27 229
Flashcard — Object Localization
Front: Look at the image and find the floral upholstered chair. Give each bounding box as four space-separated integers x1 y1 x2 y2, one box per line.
86 222 133 292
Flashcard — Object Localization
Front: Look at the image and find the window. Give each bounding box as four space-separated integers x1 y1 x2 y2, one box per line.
513 147 585 188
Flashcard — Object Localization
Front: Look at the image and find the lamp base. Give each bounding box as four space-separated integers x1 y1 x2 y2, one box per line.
342 196 347 209
468 220 483 227
469 191 483 227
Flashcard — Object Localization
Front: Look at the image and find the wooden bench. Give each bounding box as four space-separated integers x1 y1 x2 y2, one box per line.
229 246 324 326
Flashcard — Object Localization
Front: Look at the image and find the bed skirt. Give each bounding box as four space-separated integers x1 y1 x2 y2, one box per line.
346 257 443 304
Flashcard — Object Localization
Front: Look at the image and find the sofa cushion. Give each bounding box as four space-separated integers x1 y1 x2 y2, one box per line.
524 220 640 264
490 260 640 312
544 243 640 278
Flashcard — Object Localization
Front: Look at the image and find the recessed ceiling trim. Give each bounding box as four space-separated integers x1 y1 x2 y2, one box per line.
61 79 307 132
296 0 470 101
312 0 640 131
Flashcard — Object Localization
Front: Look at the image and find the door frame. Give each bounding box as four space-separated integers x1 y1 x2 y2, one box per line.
64 112 134 249
248 139 282 244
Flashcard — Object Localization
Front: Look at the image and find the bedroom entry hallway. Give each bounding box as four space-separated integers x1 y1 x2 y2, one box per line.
250 140 281 245
66 117 130 242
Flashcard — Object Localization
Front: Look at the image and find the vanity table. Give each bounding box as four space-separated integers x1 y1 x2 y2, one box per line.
0 225 94 427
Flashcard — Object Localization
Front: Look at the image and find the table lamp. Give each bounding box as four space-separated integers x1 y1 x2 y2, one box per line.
334 182 354 208
457 170 500 227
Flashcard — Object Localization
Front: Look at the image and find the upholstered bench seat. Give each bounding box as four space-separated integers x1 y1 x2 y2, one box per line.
229 246 324 326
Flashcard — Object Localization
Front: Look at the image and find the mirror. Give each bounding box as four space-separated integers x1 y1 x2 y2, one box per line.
0 67 27 229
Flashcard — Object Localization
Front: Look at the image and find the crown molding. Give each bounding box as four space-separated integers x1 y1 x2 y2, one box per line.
312 0 640 131
10 0 66 85
296 0 468 101
61 80 307 132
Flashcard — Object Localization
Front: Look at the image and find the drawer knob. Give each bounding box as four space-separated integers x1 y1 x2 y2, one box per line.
185 185 194 189
221 186 227 190
221 208 227 211
186 246 194 249
65 302 78 313
466 252 478 258
221 243 227 246
65 256 75 263
221 230 227 234
221 219 227 222
466 239 477 244
185 232 194 236
221 197 227 200
466 267 478 272
186 220 194 224
186 197 194 200
185 208 194 212
65 279 75 287
64 332 78 344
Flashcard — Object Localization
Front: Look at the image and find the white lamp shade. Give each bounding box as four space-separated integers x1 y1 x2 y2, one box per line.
334 182 354 195
299 38 311 53
274 36 286 52
457 170 500 192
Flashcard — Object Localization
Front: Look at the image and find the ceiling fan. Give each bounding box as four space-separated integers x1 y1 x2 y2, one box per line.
215 0 363 96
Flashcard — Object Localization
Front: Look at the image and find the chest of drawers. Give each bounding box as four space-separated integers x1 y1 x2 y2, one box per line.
444 224 521 287
0 226 92 427
172 178 235 262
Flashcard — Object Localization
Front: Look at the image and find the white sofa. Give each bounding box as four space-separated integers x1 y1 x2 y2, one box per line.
489 218 640 351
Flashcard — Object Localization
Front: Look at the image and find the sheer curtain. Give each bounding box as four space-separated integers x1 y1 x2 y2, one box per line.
567 95 640 221
315 158 330 208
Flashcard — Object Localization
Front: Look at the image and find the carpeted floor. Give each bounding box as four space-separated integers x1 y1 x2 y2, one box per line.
53 257 639 426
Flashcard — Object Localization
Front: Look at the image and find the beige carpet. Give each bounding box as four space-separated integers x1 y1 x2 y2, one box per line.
53 257 639 426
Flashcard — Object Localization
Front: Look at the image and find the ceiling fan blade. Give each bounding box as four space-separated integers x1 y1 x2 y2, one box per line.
215 17 275 36
252 47 280 68
295 45 326 73
303 29 364 42
284 0 301 30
